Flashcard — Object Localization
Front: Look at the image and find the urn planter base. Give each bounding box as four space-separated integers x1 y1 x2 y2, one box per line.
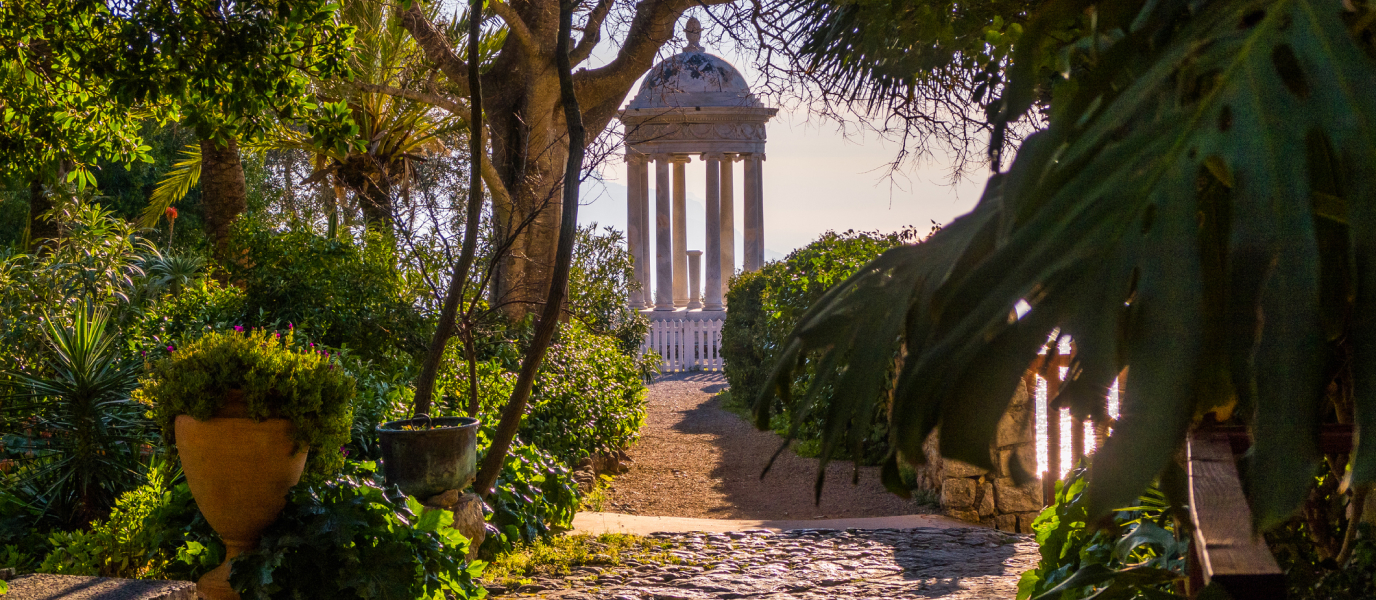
175 415 307 600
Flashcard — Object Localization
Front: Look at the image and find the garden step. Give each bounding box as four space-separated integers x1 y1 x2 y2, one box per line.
4 574 195 600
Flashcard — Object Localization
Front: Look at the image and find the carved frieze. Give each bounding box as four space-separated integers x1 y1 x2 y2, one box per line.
625 121 767 144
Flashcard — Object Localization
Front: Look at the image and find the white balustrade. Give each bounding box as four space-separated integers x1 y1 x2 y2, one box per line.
639 318 725 373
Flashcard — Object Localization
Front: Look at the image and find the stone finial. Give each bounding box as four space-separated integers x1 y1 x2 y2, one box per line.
684 17 704 52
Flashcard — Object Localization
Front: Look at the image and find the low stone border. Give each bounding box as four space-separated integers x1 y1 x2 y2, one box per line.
5 574 195 600
492 527 1037 599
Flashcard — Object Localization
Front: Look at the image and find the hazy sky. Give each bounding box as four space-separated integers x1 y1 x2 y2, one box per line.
576 11 989 257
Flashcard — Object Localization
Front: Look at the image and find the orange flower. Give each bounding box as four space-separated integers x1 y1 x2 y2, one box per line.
165 206 179 220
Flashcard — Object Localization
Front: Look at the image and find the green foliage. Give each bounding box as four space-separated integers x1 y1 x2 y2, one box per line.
223 221 429 363
229 462 487 600
1265 460 1376 599
0 199 159 371
479 439 580 558
0 0 356 185
37 460 222 581
763 0 1376 527
722 228 921 463
131 277 247 350
0 305 152 529
481 533 684 590
1016 465 1186 600
569 224 651 355
522 323 650 465
133 328 355 476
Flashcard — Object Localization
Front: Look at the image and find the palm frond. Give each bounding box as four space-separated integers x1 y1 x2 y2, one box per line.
138 144 201 228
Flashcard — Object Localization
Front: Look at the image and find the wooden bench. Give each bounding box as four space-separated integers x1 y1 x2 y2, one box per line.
1185 424 1354 598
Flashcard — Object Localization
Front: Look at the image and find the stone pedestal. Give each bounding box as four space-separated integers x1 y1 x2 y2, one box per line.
423 490 488 560
686 250 703 309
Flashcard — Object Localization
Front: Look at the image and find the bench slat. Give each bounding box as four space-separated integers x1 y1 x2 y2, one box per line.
1187 431 1285 598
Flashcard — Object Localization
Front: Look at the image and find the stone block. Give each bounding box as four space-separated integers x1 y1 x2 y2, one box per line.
1001 396 1034 448
7 574 194 600
1017 511 1042 534
943 508 980 524
994 477 1044 513
941 477 977 509
997 443 1038 479
425 491 487 559
977 481 996 517
994 513 1019 532
944 459 989 478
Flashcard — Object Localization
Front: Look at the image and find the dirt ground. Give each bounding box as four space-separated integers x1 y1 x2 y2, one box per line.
601 372 934 520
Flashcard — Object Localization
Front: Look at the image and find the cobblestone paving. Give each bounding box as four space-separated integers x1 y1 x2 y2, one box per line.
497 527 1037 599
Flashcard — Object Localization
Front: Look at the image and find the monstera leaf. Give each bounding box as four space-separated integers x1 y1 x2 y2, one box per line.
763 0 1376 529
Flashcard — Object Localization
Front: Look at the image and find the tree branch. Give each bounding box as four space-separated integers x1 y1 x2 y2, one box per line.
353 81 514 210
400 4 471 98
355 82 467 116
573 0 734 108
488 0 540 56
569 0 615 65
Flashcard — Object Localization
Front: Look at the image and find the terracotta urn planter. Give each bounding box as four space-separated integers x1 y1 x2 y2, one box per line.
176 404 307 600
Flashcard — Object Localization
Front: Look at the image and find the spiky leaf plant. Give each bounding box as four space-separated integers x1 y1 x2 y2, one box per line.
0 305 151 529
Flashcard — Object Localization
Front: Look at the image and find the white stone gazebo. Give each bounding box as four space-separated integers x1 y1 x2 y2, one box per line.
618 17 778 317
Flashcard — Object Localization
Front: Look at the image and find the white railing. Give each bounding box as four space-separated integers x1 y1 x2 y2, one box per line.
641 318 725 372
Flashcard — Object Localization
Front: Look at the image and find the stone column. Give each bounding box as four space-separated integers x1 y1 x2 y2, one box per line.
654 155 674 310
719 154 736 302
702 152 724 311
686 250 703 309
636 154 652 307
672 156 690 308
743 153 765 271
626 153 647 309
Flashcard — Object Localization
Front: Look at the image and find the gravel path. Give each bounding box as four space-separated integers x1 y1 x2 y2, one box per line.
503 527 1037 599
602 373 933 520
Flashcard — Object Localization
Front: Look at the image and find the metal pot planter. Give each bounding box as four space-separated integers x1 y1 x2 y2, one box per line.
376 415 480 499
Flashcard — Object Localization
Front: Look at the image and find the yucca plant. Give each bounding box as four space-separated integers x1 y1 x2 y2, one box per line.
0 304 152 529
764 0 1376 530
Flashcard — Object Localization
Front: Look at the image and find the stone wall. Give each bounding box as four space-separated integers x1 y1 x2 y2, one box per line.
916 381 1044 533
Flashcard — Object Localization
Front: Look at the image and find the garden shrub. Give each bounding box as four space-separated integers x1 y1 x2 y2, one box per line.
479 438 579 559
229 462 487 600
1265 460 1376 599
133 328 355 477
522 322 650 465
0 200 159 373
721 227 923 463
1015 464 1187 599
222 221 430 364
38 461 222 581
568 224 650 355
131 276 247 350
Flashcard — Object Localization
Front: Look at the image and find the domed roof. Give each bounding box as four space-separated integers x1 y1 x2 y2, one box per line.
626 18 762 110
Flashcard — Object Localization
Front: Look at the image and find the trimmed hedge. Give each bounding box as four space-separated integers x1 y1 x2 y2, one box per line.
721 227 925 463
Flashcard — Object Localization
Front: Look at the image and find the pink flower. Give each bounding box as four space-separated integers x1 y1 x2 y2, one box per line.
233 325 244 332
166 345 174 352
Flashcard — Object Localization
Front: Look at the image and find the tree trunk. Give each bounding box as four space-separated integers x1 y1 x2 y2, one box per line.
26 178 58 252
199 137 248 259
487 79 569 322
26 160 72 252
